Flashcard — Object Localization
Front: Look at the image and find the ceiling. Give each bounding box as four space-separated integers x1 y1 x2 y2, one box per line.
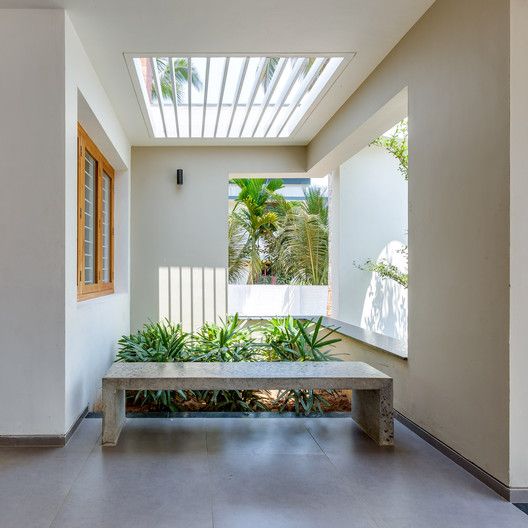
0 0 434 146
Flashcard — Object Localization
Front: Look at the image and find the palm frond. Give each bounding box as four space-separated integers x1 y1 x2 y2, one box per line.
153 58 203 104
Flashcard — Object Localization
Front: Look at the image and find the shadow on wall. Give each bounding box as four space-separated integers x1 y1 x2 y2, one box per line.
361 241 407 341
159 266 228 332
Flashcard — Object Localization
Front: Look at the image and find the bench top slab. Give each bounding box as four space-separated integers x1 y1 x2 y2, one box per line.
105 361 388 380
103 361 390 391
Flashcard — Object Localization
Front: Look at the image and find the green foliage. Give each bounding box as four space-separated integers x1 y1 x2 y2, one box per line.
271 186 329 285
358 258 408 289
153 58 202 104
262 316 340 361
117 320 189 362
370 118 408 180
191 314 255 362
261 316 341 414
361 119 409 287
116 315 342 415
229 178 284 284
188 315 268 411
228 180 329 286
116 320 189 411
228 213 250 283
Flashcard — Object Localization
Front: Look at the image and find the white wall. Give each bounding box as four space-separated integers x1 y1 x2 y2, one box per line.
337 145 407 340
64 15 130 430
0 10 66 435
509 0 528 489
0 9 130 436
228 285 328 317
131 146 305 331
307 0 511 485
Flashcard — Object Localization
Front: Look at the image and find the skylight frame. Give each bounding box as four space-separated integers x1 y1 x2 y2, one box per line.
126 52 354 140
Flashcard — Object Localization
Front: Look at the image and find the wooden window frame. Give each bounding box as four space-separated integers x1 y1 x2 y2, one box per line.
77 124 115 301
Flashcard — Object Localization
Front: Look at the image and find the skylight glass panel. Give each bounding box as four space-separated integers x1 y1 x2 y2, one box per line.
132 55 345 139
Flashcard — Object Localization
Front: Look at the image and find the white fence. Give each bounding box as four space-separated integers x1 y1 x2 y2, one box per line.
228 284 329 318
159 266 329 331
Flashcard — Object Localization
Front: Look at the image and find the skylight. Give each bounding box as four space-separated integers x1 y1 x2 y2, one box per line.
129 55 347 139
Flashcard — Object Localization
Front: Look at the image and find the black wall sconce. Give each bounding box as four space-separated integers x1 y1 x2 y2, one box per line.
176 169 184 186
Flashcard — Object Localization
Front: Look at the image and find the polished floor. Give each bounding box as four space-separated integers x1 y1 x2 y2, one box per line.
0 417 527 528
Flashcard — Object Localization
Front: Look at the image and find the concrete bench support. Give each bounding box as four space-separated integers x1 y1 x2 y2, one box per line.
101 361 393 447
102 380 126 446
352 384 394 446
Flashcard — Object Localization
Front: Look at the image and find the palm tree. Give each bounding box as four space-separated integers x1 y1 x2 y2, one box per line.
261 57 316 92
152 58 202 103
272 186 329 285
229 178 284 284
228 213 249 283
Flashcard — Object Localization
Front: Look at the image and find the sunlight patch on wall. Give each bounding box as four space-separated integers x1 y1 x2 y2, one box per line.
158 266 227 332
361 241 408 341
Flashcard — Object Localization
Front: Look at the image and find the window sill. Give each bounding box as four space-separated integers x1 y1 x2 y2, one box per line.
77 288 114 302
238 315 408 360
318 316 408 360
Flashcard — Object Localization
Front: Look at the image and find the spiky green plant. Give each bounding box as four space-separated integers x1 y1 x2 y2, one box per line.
261 316 341 414
190 314 255 362
189 315 268 411
116 320 189 410
116 315 342 414
117 320 189 362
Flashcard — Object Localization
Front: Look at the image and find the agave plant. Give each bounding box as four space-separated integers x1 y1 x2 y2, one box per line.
262 316 340 361
117 320 189 362
262 316 341 414
189 315 268 411
190 314 255 362
117 320 189 411
116 315 342 414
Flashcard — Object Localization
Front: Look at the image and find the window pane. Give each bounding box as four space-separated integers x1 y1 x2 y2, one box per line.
102 172 111 283
84 152 96 285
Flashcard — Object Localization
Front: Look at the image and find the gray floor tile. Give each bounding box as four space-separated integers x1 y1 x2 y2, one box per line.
109 417 207 454
0 419 100 528
205 417 322 455
208 452 377 528
1 417 527 528
50 420 211 528
306 419 528 527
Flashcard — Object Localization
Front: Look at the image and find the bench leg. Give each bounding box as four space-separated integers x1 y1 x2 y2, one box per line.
351 382 394 446
102 381 126 447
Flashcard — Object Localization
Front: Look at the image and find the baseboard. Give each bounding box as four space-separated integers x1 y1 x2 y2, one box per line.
395 410 528 503
0 406 88 447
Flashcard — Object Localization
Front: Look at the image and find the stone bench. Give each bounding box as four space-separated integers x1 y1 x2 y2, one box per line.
102 361 394 446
